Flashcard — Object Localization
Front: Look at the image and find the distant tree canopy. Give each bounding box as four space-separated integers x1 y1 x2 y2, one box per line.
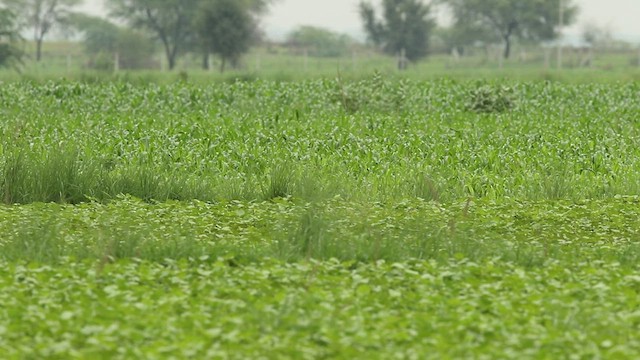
287 26 353 57
360 0 436 67
0 8 23 70
106 0 274 71
581 22 612 47
434 10 495 55
196 0 255 73
441 0 578 58
243 0 274 15
69 14 155 70
2 0 82 61
106 0 199 70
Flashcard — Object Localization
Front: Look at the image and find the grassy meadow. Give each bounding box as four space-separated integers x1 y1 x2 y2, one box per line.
8 40 640 84
2 75 640 358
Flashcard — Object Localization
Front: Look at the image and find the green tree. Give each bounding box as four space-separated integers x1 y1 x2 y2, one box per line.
2 0 82 61
287 26 353 57
70 14 155 70
360 0 436 68
69 14 119 54
244 0 274 14
197 0 255 73
435 6 495 56
581 22 612 47
192 0 274 70
0 8 23 70
106 0 199 70
442 0 578 59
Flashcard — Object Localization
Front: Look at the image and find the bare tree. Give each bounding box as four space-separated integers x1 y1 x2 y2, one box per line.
2 0 82 61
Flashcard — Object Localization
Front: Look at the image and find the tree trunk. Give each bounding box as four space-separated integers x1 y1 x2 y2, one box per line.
202 53 209 70
161 39 177 70
162 44 172 71
36 38 43 62
502 22 517 59
220 58 226 73
503 35 512 59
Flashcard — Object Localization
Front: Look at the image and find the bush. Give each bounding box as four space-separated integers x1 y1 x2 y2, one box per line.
466 85 515 113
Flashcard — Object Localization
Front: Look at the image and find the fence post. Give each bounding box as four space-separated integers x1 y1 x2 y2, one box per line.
352 50 357 71
303 48 308 72
397 48 407 70
544 48 550 70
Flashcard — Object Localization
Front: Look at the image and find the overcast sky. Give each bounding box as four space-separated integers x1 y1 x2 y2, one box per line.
80 0 640 42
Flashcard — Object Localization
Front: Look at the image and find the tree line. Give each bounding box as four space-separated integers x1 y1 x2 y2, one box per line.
361 0 577 64
0 0 578 71
0 0 271 71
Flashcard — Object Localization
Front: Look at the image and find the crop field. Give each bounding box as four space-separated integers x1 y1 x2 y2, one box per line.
2 77 640 358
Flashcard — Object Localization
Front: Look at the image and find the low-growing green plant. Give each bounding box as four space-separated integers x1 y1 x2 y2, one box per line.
0 80 639 204
2 78 640 358
1 257 640 358
466 84 515 113
1 197 639 265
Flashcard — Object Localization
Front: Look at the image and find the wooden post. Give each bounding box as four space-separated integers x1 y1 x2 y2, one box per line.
303 48 308 72
397 48 407 70
557 0 564 70
352 50 357 71
544 47 550 69
114 52 120 73
451 48 460 63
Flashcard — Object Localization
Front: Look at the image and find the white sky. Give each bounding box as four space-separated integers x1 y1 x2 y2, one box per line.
80 0 640 41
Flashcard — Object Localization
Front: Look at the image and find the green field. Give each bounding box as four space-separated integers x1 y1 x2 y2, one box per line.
2 77 640 358
7 40 640 84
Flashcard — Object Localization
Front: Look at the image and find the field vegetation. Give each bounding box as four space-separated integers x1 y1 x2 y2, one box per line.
2 76 640 358
6 40 640 84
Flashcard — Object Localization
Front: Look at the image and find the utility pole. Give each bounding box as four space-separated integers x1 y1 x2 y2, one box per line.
557 0 564 70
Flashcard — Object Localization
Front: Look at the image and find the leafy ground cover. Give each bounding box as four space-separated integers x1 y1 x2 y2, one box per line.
2 258 639 359
1 197 640 266
1 78 640 358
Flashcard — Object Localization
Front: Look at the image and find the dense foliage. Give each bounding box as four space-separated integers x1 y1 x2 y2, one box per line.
360 0 436 65
70 14 156 70
441 0 578 58
2 78 640 357
106 0 272 70
1 78 640 203
0 8 23 70
287 26 354 58
2 257 639 358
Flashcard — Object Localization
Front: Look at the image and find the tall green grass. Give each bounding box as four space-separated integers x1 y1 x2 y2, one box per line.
1 79 640 204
